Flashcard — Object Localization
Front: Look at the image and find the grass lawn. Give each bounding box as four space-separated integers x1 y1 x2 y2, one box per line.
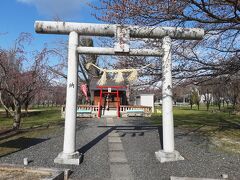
0 105 239 156
0 107 63 130
0 107 64 157
151 105 240 153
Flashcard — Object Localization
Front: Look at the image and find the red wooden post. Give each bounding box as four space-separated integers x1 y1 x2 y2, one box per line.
96 86 127 118
100 88 103 106
98 88 103 118
97 102 101 118
117 88 120 118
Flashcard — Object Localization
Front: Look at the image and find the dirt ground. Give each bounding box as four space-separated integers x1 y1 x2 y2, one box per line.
0 169 51 180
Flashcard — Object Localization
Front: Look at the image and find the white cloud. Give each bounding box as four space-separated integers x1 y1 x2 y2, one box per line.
17 0 86 18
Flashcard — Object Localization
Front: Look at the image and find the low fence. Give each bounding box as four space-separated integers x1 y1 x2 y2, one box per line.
120 105 151 112
61 105 99 118
120 105 152 117
61 105 152 118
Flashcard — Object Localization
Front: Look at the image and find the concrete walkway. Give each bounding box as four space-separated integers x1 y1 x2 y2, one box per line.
106 117 133 180
0 117 240 180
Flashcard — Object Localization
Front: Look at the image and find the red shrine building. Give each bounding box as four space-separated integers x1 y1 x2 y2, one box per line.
62 78 152 118
89 79 129 116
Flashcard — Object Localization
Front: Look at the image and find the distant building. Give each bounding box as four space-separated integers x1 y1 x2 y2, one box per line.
134 94 154 112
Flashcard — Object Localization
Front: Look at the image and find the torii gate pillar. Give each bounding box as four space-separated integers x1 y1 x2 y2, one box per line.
155 36 184 162
54 31 82 165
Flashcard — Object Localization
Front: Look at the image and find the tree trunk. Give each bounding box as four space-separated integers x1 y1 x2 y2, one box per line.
218 102 221 110
13 105 21 130
5 109 9 117
11 104 15 111
25 102 29 117
206 102 210 111
232 100 236 110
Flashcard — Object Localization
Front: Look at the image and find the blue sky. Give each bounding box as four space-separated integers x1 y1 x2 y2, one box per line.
0 0 100 50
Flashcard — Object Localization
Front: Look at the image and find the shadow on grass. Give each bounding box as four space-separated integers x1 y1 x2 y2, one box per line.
0 129 15 136
0 125 57 142
0 111 42 120
21 111 42 117
0 137 49 158
0 130 23 142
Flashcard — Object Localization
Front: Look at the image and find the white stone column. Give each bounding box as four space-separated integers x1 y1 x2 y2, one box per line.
54 31 81 165
162 36 174 152
155 36 184 163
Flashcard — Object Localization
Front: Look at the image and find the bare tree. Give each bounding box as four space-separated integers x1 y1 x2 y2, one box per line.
190 87 201 110
226 75 240 110
48 37 99 104
210 78 226 110
78 38 99 103
0 33 51 129
200 87 212 111
92 0 240 86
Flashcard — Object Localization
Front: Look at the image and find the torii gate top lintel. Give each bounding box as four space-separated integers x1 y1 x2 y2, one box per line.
35 21 204 40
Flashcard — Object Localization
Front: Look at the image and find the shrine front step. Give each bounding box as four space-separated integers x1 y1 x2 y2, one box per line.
102 110 118 117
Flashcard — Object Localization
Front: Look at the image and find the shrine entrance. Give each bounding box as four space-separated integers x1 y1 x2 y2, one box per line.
35 20 204 165
96 86 127 118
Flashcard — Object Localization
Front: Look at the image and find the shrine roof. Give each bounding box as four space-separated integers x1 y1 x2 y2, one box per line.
90 78 127 91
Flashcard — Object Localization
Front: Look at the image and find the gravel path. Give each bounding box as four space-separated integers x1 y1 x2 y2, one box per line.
0 119 111 179
114 118 240 180
0 117 240 180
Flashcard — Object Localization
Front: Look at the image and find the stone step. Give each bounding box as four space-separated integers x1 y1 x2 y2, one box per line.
102 110 117 116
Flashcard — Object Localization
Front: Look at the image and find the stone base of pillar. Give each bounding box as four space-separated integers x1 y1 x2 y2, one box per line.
155 150 184 163
54 151 82 165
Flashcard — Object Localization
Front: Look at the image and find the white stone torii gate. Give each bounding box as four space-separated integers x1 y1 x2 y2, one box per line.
34 21 204 165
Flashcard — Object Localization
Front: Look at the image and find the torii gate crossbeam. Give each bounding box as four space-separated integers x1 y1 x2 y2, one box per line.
34 21 204 165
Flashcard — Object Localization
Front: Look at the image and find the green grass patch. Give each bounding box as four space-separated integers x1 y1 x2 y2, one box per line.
0 107 63 130
0 126 63 157
0 107 64 157
152 106 240 129
151 106 240 153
